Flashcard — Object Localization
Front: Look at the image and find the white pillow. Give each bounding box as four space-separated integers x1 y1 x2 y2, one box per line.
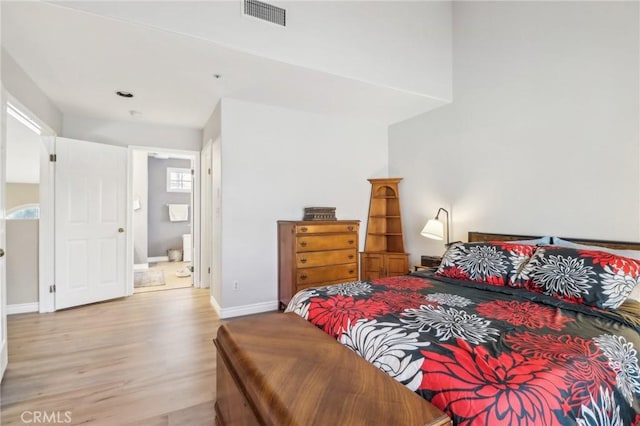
628 285 640 303
553 237 640 260
510 236 552 245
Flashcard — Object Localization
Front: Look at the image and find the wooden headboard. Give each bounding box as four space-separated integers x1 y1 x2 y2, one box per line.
468 231 640 251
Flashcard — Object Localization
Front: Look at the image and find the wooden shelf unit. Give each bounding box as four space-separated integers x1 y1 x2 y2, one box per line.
361 178 409 280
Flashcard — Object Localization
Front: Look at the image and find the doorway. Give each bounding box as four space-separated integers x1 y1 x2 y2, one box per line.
3 98 55 314
5 102 42 313
130 148 200 294
0 94 55 381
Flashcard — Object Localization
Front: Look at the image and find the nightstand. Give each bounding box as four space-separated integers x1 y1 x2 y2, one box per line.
420 255 442 267
413 265 437 272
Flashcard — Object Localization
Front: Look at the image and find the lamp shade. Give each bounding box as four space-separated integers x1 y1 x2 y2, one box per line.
421 219 444 240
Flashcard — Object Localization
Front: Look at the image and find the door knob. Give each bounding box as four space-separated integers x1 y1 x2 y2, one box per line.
0 248 5 257
118 228 125 233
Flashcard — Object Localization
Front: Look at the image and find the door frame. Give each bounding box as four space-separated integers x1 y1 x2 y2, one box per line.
0 86 7 379
200 139 213 289
127 146 201 294
2 93 56 313
38 133 55 312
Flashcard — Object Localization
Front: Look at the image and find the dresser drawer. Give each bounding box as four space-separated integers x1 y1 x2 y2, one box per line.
296 235 358 252
296 249 357 268
279 220 360 309
296 223 358 235
296 263 358 286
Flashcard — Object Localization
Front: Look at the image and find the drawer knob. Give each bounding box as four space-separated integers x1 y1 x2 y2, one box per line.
300 227 308 232
300 258 307 264
300 274 308 280
348 239 354 244
349 270 354 274
348 254 354 259
300 241 307 247
348 226 354 231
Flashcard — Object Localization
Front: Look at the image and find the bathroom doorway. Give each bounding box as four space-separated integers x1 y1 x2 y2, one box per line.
129 147 199 294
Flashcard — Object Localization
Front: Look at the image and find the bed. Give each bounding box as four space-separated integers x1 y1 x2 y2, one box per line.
282 232 640 425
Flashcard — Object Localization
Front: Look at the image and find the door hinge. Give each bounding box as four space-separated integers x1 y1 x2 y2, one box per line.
49 284 56 293
49 154 57 162
208 267 211 274
191 169 195 175
208 168 211 175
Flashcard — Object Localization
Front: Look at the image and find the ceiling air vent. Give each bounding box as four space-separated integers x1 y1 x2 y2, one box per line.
244 0 286 27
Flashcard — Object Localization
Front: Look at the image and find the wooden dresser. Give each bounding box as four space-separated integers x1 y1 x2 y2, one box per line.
214 312 451 426
278 220 359 309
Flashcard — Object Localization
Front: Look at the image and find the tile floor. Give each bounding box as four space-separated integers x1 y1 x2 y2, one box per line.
134 261 193 293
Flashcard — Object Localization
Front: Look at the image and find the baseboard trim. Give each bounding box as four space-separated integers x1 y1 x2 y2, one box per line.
0 337 6 380
210 295 222 315
7 302 39 315
148 256 169 263
212 299 279 319
133 263 149 271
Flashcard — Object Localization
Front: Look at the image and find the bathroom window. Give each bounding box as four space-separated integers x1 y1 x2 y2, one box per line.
7 203 40 220
167 167 192 193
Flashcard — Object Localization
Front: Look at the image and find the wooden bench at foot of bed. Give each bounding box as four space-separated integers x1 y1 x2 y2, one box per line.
214 312 451 426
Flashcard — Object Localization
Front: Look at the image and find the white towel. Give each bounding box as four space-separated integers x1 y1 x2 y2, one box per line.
168 204 189 222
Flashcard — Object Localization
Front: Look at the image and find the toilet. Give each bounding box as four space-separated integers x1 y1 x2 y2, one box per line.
176 234 193 278
182 234 192 262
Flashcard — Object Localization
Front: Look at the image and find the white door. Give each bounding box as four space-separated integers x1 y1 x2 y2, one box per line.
55 137 127 310
0 93 8 380
200 141 212 288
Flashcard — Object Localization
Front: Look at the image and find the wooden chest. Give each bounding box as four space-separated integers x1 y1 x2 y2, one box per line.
214 312 451 426
278 220 359 309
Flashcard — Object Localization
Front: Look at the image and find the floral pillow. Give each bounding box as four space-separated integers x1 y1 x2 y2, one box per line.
517 246 640 309
435 242 537 286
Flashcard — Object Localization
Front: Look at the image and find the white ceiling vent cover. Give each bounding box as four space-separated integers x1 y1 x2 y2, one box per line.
243 0 286 27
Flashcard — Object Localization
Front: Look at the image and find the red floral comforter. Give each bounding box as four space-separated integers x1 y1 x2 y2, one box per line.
285 273 640 425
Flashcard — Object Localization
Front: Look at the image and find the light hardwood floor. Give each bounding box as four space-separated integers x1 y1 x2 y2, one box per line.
1 288 220 425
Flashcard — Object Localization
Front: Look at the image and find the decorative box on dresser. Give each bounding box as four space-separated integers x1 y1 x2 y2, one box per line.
278 220 359 309
360 178 409 281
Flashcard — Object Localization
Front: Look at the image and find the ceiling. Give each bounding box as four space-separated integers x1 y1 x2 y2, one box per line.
1 1 445 129
6 113 41 184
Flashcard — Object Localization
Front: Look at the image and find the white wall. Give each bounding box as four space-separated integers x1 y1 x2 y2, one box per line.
63 114 202 151
57 1 452 101
217 98 387 314
389 1 640 263
1 48 62 134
